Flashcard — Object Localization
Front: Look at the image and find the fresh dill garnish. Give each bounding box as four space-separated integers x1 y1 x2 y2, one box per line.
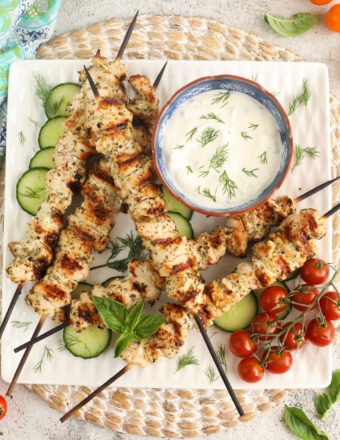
91 232 148 272
219 171 238 199
199 170 210 178
186 165 193 174
197 127 219 148
291 144 320 173
241 131 252 140
45 97 64 118
251 73 259 82
200 112 225 124
33 345 53 373
175 144 184 150
208 143 229 171
11 320 32 332
61 333 91 357
248 123 259 130
185 127 198 142
201 187 217 203
242 167 259 178
33 72 52 106
216 344 227 372
271 90 280 96
175 347 199 372
211 90 230 107
19 186 45 199
258 150 268 165
204 365 218 383
196 185 201 194
288 78 311 116
28 117 40 127
18 130 25 145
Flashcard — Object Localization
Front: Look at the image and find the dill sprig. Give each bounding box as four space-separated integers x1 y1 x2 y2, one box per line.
45 97 64 118
219 171 238 200
211 90 230 107
200 112 225 124
251 73 259 82
291 144 320 173
258 150 268 165
242 167 259 178
33 72 52 106
241 131 252 140
205 365 218 383
197 127 219 148
248 123 259 130
186 165 193 174
288 78 311 116
208 143 229 171
11 320 32 332
175 144 184 150
185 127 198 142
33 345 53 373
28 117 40 127
19 186 45 199
201 187 217 203
175 347 199 372
216 344 227 372
18 130 25 145
199 170 209 178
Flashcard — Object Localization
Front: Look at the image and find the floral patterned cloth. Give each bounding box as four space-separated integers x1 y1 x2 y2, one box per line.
0 0 60 166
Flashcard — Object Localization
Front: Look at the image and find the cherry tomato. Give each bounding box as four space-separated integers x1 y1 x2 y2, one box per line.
326 4 340 32
320 291 340 321
263 348 293 374
291 284 319 312
0 396 7 420
251 313 280 341
229 330 258 358
279 322 306 350
237 357 264 383
300 258 330 285
306 317 335 346
260 285 289 315
310 0 333 4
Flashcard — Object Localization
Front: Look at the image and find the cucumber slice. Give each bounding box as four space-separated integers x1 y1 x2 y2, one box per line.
253 281 291 320
213 293 257 332
38 116 66 149
168 211 193 238
45 83 81 119
16 167 48 215
29 147 55 170
63 325 111 359
102 276 124 288
71 282 93 300
162 185 193 220
284 268 300 281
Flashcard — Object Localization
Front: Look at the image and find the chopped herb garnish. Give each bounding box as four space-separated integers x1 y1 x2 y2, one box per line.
199 170 209 178
248 123 259 130
208 143 229 171
33 72 52 106
242 167 259 178
216 344 227 372
251 73 259 82
201 187 217 203
45 97 64 119
200 112 225 124
197 127 219 148
205 365 218 383
175 347 199 372
18 130 25 145
241 131 252 140
11 320 32 332
28 117 40 127
288 78 311 116
186 165 193 174
175 144 184 150
185 127 198 142
196 185 201 194
258 150 268 165
291 144 320 173
219 171 238 200
211 90 230 107
19 186 45 199
33 345 53 373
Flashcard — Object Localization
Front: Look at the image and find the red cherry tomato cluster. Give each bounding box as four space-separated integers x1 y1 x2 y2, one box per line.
228 257 339 383
309 1 340 32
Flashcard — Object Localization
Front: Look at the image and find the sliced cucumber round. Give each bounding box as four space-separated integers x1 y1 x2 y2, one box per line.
213 293 257 332
284 268 300 281
252 281 291 320
16 167 48 215
29 147 55 170
71 282 93 300
45 83 81 119
63 324 111 359
168 211 193 238
38 116 66 149
102 276 124 288
162 185 193 220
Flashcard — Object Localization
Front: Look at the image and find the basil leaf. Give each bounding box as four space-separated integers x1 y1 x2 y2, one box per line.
315 370 340 420
264 13 318 37
284 406 329 440
134 314 165 341
114 333 132 358
92 296 128 333
125 301 144 331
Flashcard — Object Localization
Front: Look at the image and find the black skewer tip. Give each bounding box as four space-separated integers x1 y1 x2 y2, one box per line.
83 65 100 100
116 11 139 61
294 176 340 204
322 202 340 220
14 321 68 353
152 61 168 89
194 314 245 417
0 284 23 340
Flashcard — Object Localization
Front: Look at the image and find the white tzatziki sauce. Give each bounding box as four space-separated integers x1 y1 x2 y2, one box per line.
162 89 283 210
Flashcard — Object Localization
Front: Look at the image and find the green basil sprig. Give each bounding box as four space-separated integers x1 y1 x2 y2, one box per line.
315 370 340 421
264 13 318 37
284 406 329 440
92 297 165 357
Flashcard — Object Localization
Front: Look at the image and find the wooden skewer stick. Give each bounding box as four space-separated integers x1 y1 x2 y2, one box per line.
152 61 168 89
0 284 23 339
322 202 340 220
115 11 139 61
14 321 68 353
6 314 47 397
60 363 134 422
294 176 339 203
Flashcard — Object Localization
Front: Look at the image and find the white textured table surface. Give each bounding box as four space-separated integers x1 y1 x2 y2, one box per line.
1 0 340 439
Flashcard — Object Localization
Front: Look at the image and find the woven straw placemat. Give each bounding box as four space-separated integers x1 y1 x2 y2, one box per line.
2 15 339 438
